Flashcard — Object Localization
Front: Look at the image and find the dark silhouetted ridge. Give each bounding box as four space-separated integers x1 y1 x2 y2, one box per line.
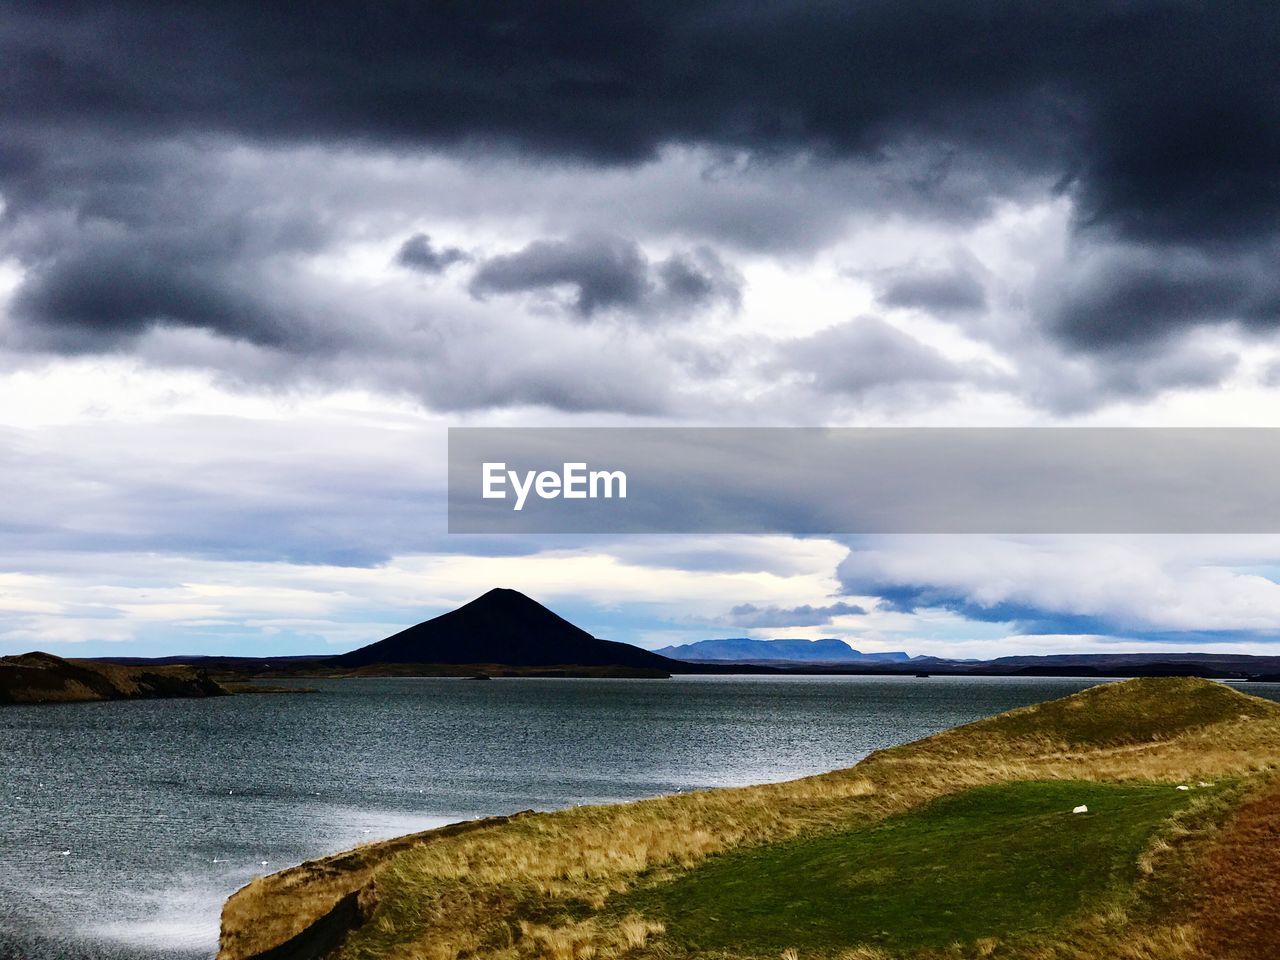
333 588 679 671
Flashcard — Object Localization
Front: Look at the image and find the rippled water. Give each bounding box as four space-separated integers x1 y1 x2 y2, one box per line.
3 675 1275 959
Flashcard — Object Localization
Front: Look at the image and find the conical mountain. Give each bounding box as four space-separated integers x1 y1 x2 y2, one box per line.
333 588 679 670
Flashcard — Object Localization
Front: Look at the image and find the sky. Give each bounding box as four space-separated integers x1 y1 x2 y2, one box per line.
4 2 1280 659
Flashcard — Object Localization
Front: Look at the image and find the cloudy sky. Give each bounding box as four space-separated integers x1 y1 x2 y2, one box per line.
4 2 1280 659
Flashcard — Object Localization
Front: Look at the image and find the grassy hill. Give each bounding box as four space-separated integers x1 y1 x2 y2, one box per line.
218 678 1280 960
0 651 229 705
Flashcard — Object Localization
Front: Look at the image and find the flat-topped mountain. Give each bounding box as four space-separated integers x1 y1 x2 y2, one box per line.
656 637 911 664
334 588 681 674
0 651 229 705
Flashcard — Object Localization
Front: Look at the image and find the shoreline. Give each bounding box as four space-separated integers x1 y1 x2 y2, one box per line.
218 677 1280 960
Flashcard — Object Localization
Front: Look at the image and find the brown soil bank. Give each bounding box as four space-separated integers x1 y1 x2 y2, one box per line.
1190 777 1280 960
219 677 1280 960
0 650 229 704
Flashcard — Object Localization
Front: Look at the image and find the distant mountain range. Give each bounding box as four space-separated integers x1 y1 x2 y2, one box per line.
655 637 911 664
72 587 1280 684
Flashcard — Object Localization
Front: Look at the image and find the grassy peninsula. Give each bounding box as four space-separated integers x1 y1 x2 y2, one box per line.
219 678 1280 960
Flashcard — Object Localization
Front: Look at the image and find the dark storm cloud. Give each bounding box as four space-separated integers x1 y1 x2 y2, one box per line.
0 138 342 351
4 2 1276 242
395 233 469 274
728 601 866 628
656 248 743 312
776 317 984 399
1 3 1066 163
469 234 740 319
876 263 987 315
0 133 691 413
1047 245 1280 350
3 2 1280 355
470 235 650 317
13 239 289 350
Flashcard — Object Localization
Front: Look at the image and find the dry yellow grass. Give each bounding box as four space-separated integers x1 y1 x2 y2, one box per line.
218 678 1280 960
218 813 533 960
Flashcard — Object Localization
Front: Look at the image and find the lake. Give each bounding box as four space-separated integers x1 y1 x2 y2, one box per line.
4 675 1276 959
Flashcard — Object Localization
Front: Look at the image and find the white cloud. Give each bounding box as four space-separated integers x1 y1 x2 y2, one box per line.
8 141 1280 658
839 535 1280 633
0 537 851 655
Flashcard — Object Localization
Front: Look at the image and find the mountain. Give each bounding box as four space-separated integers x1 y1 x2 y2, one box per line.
333 588 682 674
0 651 229 705
655 637 911 664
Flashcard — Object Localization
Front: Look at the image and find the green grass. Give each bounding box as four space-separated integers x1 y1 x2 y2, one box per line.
621 780 1200 953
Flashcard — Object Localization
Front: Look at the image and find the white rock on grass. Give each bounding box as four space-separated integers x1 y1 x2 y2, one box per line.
1072 805 1088 814
1177 785 1191 791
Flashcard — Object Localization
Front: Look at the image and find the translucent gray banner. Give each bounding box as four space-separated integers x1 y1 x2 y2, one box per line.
447 427 1280 533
